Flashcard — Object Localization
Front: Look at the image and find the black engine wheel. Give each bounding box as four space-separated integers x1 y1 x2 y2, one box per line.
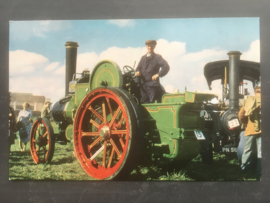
30 118 55 164
199 138 213 164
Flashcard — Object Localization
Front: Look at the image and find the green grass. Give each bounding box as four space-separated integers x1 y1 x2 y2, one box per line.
9 136 258 181
9 138 94 181
128 152 258 181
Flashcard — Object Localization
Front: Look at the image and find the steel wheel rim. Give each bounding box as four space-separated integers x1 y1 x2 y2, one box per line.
30 119 51 163
74 88 131 179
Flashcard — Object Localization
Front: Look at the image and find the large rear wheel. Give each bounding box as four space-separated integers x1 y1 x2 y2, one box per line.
30 118 55 164
73 87 142 180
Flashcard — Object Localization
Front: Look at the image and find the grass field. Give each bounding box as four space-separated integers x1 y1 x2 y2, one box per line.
9 134 258 181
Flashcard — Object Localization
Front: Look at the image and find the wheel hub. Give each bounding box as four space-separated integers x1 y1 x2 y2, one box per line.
99 126 110 140
36 137 47 147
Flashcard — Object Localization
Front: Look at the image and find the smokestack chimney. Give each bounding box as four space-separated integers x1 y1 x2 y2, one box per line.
65 41 79 96
227 51 242 111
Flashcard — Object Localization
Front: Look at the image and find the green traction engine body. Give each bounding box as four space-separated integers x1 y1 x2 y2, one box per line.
55 79 217 163
32 41 218 180
140 92 216 162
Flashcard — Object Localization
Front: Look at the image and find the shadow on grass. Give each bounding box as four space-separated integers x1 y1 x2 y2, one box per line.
9 156 23 162
51 157 75 165
183 153 257 181
125 152 257 181
9 163 26 167
126 158 192 181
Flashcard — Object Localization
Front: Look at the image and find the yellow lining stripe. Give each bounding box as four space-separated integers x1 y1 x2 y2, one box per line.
162 95 184 103
95 69 115 87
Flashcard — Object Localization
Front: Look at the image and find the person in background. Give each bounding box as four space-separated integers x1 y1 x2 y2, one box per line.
135 39 170 103
9 92 16 152
41 101 52 120
17 102 33 152
238 86 261 179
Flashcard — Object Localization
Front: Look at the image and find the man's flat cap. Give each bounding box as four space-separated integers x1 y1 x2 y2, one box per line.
145 40 157 45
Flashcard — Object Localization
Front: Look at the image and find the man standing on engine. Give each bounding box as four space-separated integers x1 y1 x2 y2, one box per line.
135 40 170 103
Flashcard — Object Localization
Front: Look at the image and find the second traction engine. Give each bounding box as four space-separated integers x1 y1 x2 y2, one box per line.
204 51 260 152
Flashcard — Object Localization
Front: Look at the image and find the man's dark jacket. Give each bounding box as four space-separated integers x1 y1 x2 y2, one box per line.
136 53 170 86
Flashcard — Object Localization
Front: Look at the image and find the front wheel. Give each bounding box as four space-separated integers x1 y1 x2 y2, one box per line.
73 87 143 180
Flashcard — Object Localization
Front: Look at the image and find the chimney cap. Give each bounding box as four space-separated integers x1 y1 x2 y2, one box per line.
65 41 79 48
227 51 242 56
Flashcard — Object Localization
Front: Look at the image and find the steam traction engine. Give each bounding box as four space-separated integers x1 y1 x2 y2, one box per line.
203 52 260 153
30 41 221 180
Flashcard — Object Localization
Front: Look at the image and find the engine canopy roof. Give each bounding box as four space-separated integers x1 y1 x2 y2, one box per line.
204 60 260 90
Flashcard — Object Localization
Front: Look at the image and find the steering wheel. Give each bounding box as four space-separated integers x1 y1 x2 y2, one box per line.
123 65 135 78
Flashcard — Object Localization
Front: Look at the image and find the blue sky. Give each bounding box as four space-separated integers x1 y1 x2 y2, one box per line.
9 18 260 103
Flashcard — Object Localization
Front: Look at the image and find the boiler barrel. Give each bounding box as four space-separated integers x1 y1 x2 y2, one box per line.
51 97 71 123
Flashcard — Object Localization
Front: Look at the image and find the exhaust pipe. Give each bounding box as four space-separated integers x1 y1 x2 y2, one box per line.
227 51 242 111
65 41 79 96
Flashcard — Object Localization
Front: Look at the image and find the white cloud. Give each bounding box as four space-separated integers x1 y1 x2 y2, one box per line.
10 75 65 104
191 75 207 86
201 80 223 100
54 65 65 75
241 40 260 62
108 20 136 27
10 21 72 41
182 49 226 63
165 85 175 93
76 52 99 74
155 39 186 58
76 46 146 75
44 62 60 71
9 50 48 75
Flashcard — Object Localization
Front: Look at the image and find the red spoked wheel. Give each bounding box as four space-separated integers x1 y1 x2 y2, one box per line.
74 87 141 180
30 118 55 164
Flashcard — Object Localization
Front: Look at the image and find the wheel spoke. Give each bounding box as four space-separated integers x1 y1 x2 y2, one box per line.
119 138 125 149
110 138 122 158
90 145 104 161
102 141 107 167
106 98 113 117
81 132 100 137
111 130 127 135
109 107 121 127
89 136 102 149
117 114 124 127
42 132 48 138
108 148 115 168
89 106 104 122
43 147 46 159
102 101 107 124
90 119 100 128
